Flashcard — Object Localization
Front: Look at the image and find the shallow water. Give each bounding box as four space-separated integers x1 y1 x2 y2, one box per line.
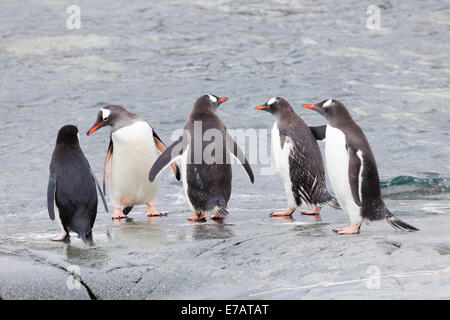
0 0 449 299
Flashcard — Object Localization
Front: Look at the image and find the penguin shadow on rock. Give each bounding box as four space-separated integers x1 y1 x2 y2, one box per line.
303 99 419 235
255 97 341 220
47 125 109 246
149 94 254 224
86 104 181 220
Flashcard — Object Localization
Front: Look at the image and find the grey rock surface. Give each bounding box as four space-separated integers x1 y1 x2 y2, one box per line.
1 206 449 300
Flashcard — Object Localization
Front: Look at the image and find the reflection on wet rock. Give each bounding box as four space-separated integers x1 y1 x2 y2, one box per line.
293 223 328 237
192 224 234 240
63 245 108 268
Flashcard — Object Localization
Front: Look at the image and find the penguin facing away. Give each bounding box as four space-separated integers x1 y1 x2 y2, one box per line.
149 94 254 222
87 105 180 219
47 125 108 244
256 97 340 217
303 99 419 234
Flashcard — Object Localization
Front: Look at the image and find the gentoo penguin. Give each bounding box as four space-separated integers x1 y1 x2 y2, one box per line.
256 97 339 217
87 105 180 219
304 99 419 234
149 94 254 222
47 125 108 244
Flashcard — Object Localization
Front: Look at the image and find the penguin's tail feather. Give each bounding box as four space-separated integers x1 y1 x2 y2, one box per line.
316 192 341 210
213 205 229 218
79 233 87 244
79 230 94 245
123 206 133 215
386 210 419 232
326 196 341 210
206 197 229 218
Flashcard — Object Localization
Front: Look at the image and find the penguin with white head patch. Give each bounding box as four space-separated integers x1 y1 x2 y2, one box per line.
149 94 254 222
256 97 339 217
87 105 180 219
48 125 108 244
304 99 419 234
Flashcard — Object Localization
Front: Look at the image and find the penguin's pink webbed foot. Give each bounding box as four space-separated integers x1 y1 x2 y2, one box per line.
51 233 70 242
270 208 295 217
188 212 206 222
146 204 167 217
301 206 321 215
333 224 361 235
112 207 126 219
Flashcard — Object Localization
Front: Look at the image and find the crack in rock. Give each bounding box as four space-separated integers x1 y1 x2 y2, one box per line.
0 246 98 300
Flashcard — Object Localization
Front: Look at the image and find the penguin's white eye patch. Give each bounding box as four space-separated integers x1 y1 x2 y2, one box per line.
208 95 217 103
267 97 277 106
323 99 333 107
101 108 111 121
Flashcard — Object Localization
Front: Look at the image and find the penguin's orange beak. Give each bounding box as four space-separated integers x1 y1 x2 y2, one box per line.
255 106 267 110
87 122 104 136
219 97 228 104
303 105 318 109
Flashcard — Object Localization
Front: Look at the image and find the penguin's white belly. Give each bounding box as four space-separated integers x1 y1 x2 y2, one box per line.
272 123 297 209
54 200 66 234
109 121 160 207
325 125 362 224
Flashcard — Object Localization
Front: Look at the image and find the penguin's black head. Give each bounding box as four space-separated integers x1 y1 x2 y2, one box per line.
303 99 351 122
195 94 228 111
56 125 79 145
255 97 291 116
87 105 124 135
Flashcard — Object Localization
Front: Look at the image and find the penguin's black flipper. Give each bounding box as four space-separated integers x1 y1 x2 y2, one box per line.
89 166 108 213
103 137 113 195
152 129 164 145
47 170 57 221
149 136 186 182
347 145 362 206
226 133 254 183
153 129 181 181
309 125 326 141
